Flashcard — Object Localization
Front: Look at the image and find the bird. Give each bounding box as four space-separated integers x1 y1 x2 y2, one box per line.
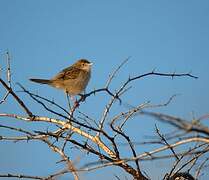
30 59 92 97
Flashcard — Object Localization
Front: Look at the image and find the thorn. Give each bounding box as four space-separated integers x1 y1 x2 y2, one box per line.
152 68 156 73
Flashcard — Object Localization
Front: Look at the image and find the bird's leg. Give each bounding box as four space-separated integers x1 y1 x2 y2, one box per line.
78 90 86 102
66 95 80 119
66 92 75 122
71 96 80 110
66 91 72 111
66 92 81 120
81 90 86 102
68 95 77 107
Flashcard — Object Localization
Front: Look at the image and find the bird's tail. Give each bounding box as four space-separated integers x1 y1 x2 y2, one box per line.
29 78 51 84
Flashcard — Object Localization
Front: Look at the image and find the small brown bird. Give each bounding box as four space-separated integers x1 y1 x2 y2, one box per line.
30 59 92 96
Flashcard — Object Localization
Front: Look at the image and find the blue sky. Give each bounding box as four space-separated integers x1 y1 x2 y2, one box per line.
0 0 209 179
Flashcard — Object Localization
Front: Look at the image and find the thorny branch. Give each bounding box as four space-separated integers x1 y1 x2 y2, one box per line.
1 56 207 180
0 51 11 104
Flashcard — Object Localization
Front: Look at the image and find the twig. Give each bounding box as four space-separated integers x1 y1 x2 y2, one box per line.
0 79 33 117
44 169 69 180
119 102 150 129
77 138 209 172
173 146 208 176
41 138 79 180
141 111 209 136
110 118 143 178
0 113 117 159
17 85 70 116
195 157 209 179
0 174 43 180
0 51 12 104
97 93 119 136
105 57 130 88
155 125 179 161
115 71 197 103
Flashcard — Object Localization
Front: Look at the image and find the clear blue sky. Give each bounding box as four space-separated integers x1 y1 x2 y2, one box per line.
0 0 209 179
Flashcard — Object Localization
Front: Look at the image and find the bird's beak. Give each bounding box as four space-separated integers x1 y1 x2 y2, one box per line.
89 62 93 66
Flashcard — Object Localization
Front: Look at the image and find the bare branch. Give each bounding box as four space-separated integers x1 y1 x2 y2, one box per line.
141 111 209 136
0 51 12 104
155 125 179 161
0 78 33 117
195 157 209 179
105 57 130 88
1 55 205 179
0 113 117 159
0 174 43 180
41 138 79 180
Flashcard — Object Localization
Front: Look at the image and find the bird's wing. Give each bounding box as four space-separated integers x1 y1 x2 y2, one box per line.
52 66 81 80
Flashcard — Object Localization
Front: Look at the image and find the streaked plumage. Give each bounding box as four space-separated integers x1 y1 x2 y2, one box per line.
30 59 92 95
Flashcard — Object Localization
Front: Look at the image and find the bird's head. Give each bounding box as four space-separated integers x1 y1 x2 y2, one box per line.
74 59 93 71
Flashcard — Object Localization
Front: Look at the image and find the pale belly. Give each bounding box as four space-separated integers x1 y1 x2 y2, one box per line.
52 72 90 95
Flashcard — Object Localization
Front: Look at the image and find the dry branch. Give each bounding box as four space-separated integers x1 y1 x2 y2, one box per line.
1 57 207 180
